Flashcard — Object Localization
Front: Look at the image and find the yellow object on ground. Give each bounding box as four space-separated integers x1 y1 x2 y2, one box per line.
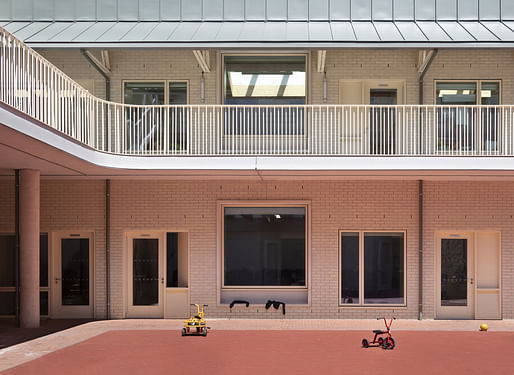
480 323 489 331
182 304 209 336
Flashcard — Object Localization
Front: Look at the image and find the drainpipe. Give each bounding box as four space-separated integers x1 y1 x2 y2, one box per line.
418 49 438 105
80 49 110 150
105 180 110 320
15 170 20 328
417 50 437 320
418 180 423 320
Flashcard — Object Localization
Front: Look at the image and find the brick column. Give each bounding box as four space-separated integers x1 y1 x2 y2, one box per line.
19 170 40 328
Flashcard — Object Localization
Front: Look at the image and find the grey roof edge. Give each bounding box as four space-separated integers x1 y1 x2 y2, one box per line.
27 41 514 49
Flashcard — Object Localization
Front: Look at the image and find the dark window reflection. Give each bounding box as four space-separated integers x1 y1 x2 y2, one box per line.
40 234 48 287
133 239 159 305
61 239 89 306
0 235 15 287
166 233 178 288
441 239 468 306
341 233 359 304
40 291 48 315
364 233 404 304
0 292 15 315
224 207 306 286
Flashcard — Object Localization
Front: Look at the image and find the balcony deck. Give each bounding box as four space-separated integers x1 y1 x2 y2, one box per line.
1 27 514 162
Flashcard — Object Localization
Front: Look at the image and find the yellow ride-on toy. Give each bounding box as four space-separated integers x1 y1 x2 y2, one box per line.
182 304 209 336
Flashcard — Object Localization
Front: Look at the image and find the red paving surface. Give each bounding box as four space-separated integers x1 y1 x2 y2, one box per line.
3 330 514 375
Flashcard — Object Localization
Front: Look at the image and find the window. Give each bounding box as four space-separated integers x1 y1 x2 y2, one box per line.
0 234 49 316
435 81 501 153
123 81 188 153
340 232 405 306
223 55 306 135
223 206 306 287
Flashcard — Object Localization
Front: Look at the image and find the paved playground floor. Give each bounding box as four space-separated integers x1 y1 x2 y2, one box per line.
1 320 514 374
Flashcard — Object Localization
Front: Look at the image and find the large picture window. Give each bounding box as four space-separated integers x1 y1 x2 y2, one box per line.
340 232 405 306
223 55 306 135
435 80 501 153
0 234 49 316
223 206 306 287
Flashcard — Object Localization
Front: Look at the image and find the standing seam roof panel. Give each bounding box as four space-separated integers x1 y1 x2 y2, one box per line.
25 22 74 42
73 22 117 42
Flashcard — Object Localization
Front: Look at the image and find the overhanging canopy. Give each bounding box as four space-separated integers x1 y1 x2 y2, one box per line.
2 20 514 48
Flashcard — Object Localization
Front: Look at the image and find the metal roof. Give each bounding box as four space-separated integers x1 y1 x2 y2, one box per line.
2 20 514 48
2 0 514 22
1 0 514 47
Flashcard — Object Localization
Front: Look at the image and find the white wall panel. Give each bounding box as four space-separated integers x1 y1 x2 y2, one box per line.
436 0 456 20
11 0 32 20
245 0 265 20
373 0 392 20
203 0 222 20
415 0 435 20
394 0 413 20
33 0 53 20
479 0 500 20
458 0 478 20
97 0 117 21
54 2 76 21
118 0 138 21
140 0 160 21
224 0 244 20
352 0 371 20
288 0 308 20
75 0 96 20
266 0 287 20
181 0 202 20
502 0 514 20
161 0 181 20
330 0 350 20
0 0 11 20
309 0 329 20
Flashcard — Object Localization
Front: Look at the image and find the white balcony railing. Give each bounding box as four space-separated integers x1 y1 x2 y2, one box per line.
1 27 514 157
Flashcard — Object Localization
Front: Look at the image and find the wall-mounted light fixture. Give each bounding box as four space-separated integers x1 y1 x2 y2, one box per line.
323 72 327 104
201 71 205 103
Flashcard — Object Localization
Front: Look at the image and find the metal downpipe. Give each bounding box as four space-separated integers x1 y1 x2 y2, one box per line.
418 180 424 320
106 180 110 320
15 170 20 328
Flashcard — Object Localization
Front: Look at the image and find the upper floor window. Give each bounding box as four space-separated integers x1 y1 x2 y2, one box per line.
435 81 501 153
224 55 306 105
123 81 188 153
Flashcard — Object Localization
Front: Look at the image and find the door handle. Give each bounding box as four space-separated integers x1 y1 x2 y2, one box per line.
55 277 61 284
160 277 164 284
469 278 474 285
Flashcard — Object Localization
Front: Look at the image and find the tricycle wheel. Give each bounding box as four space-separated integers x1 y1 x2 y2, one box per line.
361 338 369 348
378 337 384 346
383 337 395 350
181 328 186 336
202 327 208 336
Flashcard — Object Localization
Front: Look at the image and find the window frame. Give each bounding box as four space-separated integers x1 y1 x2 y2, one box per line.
219 201 310 290
338 230 407 308
220 52 310 105
433 80 502 105
0 232 50 317
122 80 190 105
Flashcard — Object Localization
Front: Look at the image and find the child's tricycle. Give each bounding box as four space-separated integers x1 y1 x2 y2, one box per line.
182 304 209 336
361 317 396 350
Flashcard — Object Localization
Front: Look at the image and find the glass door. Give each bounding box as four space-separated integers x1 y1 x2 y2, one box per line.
369 89 397 154
436 232 475 319
52 233 94 318
127 233 165 318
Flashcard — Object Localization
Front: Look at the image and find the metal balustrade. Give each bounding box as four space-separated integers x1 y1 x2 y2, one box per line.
1 27 513 157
